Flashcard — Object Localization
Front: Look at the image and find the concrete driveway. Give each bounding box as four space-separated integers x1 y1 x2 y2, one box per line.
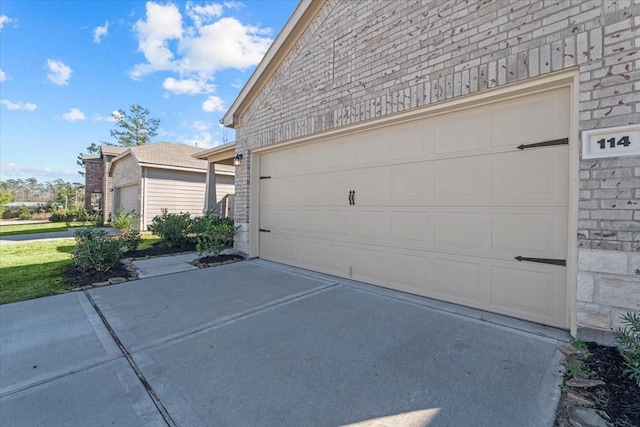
1 261 567 426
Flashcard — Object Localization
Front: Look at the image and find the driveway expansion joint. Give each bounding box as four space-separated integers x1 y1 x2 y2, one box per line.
83 290 175 427
131 282 342 354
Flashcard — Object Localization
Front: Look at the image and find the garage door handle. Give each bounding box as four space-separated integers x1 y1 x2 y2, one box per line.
348 190 354 206
514 256 566 266
516 138 568 150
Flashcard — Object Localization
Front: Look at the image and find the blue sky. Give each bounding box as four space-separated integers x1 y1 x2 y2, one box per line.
0 0 299 183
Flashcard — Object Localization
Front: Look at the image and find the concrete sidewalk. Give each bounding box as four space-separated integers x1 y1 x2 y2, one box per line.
1 261 568 426
0 227 119 244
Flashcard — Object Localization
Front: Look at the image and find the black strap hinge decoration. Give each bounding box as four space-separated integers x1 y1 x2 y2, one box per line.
514 256 566 266
260 176 272 180
517 138 569 150
259 228 271 233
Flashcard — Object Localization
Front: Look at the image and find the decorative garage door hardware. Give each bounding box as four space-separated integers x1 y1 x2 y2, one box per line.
260 176 271 180
516 138 569 150
514 256 566 266
348 190 356 206
259 228 271 233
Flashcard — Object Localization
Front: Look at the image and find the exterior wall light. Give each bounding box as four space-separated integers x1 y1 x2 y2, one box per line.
234 153 243 166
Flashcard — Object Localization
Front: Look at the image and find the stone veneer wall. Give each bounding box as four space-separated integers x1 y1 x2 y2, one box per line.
233 0 640 340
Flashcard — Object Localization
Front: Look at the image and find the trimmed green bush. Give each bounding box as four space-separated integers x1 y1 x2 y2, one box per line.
119 231 142 252
192 216 236 255
148 210 192 247
72 228 123 272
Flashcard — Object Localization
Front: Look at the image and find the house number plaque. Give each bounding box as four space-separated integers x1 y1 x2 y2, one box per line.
581 124 640 159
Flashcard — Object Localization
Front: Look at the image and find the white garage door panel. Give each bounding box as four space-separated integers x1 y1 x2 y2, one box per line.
118 185 139 213
490 264 566 325
259 87 570 328
434 109 492 154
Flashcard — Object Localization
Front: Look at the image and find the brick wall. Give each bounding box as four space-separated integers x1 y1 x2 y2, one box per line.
233 0 640 339
84 160 103 210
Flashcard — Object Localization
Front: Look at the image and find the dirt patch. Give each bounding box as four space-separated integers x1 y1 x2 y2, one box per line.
555 342 640 427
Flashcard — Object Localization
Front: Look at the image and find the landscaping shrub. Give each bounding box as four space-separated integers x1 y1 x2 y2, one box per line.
49 210 65 222
111 207 139 232
192 216 236 255
72 228 123 272
18 206 32 220
148 210 193 247
615 311 640 387
119 231 142 252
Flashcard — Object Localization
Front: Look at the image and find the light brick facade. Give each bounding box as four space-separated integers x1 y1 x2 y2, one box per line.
230 0 640 341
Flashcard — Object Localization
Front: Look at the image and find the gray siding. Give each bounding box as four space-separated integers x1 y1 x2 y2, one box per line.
143 168 206 229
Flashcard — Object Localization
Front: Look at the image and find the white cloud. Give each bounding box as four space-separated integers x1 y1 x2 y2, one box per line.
130 1 272 85
61 108 86 121
162 77 215 95
223 1 244 10
176 17 272 74
0 69 6 82
46 59 73 85
0 15 13 30
0 99 37 111
186 2 223 28
93 21 109 43
231 78 243 88
92 112 117 122
202 95 225 112
130 2 183 79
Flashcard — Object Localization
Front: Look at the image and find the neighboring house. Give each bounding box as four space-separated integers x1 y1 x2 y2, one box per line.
108 142 234 230
221 1 640 343
193 142 237 218
82 145 127 218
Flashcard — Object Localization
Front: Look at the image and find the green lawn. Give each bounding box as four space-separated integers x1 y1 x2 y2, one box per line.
0 222 93 236
0 235 160 305
0 239 75 305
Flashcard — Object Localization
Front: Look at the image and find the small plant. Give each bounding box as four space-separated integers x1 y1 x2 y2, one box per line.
571 340 590 360
72 228 123 272
566 361 587 379
148 209 192 247
18 206 32 220
119 231 141 252
615 311 640 387
192 215 236 255
111 207 139 233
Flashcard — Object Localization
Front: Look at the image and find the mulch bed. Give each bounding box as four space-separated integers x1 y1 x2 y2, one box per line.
64 262 133 288
192 254 244 267
555 342 640 427
583 343 640 426
64 241 202 288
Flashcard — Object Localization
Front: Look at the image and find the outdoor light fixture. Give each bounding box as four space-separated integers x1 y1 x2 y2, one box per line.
234 153 243 166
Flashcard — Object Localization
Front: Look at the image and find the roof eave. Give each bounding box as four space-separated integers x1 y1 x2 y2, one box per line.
192 141 236 160
222 0 322 128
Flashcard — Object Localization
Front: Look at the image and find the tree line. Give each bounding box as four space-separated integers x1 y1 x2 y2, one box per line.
0 178 84 208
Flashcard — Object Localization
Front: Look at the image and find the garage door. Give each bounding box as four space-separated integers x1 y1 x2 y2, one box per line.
117 184 139 214
258 87 570 328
